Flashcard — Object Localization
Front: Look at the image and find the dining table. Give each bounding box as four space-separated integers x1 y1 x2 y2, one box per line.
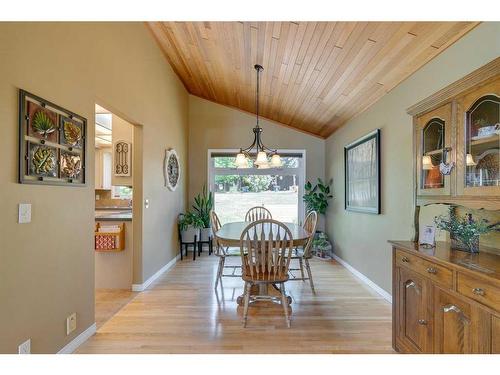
214 220 311 306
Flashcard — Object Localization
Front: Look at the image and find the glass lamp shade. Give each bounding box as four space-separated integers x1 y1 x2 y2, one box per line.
422 155 433 170
466 153 476 166
257 162 270 169
254 151 268 166
235 153 248 168
270 154 282 168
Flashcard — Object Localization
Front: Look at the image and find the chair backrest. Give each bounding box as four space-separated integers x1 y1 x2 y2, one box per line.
302 211 318 258
239 219 293 281
210 210 221 232
245 206 272 222
210 211 223 254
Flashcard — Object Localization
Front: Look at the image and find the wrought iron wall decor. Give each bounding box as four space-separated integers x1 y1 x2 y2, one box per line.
19 90 87 186
114 140 131 177
164 148 180 191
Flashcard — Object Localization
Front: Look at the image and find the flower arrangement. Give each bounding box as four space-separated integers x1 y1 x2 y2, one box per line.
434 206 498 253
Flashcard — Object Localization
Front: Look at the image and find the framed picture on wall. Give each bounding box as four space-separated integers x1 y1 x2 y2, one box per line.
19 89 87 186
344 129 381 214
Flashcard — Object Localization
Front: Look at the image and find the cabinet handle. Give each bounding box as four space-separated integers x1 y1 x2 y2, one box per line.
418 319 428 325
401 257 410 263
405 280 421 294
472 288 485 296
443 304 471 325
426 267 437 274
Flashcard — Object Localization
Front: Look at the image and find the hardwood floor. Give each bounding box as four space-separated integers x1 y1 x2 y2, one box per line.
78 255 393 353
95 289 138 329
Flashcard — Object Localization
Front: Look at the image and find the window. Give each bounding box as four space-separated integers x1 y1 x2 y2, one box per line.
112 185 133 200
208 150 305 224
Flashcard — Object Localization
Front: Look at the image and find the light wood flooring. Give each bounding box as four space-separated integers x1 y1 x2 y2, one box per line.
79 254 392 353
95 289 138 329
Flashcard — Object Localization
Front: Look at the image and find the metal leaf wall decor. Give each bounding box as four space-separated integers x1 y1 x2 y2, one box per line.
19 90 87 186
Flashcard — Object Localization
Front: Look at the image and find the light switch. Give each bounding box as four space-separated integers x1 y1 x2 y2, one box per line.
18 203 31 224
144 199 149 209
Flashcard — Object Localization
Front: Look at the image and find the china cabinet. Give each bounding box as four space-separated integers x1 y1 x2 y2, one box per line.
391 241 499 354
408 58 500 210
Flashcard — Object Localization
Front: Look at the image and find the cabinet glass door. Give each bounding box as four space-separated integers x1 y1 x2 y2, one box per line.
416 103 451 196
457 77 500 197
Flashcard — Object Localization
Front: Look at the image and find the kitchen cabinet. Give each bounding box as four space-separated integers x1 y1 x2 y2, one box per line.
95 148 112 190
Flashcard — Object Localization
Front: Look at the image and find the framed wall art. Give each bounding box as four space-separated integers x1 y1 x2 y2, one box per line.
114 140 131 177
19 90 87 186
344 129 381 214
164 148 180 191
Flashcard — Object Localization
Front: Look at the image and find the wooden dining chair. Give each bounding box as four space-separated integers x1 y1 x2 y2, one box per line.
289 211 318 293
240 219 294 328
244 206 272 222
210 211 241 290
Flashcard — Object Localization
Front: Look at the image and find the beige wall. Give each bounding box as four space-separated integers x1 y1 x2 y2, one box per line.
0 23 188 353
324 22 500 294
188 95 325 224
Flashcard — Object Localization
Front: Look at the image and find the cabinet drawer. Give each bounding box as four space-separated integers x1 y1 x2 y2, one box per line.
457 272 500 311
395 249 453 289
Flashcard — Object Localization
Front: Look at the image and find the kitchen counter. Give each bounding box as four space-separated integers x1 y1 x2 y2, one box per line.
95 209 132 221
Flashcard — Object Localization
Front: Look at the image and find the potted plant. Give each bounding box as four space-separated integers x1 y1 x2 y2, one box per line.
192 184 214 242
434 206 499 253
178 211 203 243
302 178 334 258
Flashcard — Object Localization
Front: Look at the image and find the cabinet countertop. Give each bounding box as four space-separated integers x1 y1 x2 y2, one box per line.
389 240 500 282
95 210 132 221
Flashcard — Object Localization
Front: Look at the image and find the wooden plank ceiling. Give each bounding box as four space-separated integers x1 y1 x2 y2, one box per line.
148 22 478 138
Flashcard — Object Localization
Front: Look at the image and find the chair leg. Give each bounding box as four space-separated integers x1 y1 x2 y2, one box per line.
299 258 305 281
214 257 223 290
280 282 290 328
305 259 315 293
243 282 250 328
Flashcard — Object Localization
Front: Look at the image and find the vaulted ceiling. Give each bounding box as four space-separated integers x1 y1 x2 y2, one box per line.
148 22 478 138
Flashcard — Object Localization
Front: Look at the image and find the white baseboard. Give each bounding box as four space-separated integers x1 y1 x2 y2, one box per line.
332 253 392 303
57 323 96 354
132 254 180 292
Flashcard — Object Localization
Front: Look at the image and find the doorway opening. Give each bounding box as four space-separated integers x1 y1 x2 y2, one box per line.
93 104 139 328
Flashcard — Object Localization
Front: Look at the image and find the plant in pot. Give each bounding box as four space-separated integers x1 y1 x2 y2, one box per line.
192 184 214 242
302 178 334 259
178 211 204 243
434 206 499 253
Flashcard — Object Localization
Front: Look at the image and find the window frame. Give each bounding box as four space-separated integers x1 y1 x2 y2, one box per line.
207 149 306 224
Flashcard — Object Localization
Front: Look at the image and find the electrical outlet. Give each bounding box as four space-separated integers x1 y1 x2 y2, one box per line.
18 203 31 224
18 339 31 354
66 313 76 335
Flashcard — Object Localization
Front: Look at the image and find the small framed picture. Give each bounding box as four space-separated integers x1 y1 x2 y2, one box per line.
419 225 436 247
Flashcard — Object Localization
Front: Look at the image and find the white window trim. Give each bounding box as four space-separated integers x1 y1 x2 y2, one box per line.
207 149 306 224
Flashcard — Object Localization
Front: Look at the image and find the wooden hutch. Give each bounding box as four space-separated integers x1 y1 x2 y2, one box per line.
391 57 500 353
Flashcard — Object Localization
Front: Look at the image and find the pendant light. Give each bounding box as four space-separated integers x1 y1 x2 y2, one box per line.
235 65 282 169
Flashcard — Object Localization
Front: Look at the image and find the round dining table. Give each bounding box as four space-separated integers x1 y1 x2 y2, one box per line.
214 221 311 306
215 221 310 247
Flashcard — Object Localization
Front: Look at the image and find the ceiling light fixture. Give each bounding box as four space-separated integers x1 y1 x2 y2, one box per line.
235 65 282 169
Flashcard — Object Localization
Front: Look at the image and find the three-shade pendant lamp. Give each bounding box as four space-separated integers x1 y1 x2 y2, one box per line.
234 65 282 169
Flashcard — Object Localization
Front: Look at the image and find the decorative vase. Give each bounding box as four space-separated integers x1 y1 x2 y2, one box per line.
181 227 200 243
450 235 479 254
200 227 212 242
